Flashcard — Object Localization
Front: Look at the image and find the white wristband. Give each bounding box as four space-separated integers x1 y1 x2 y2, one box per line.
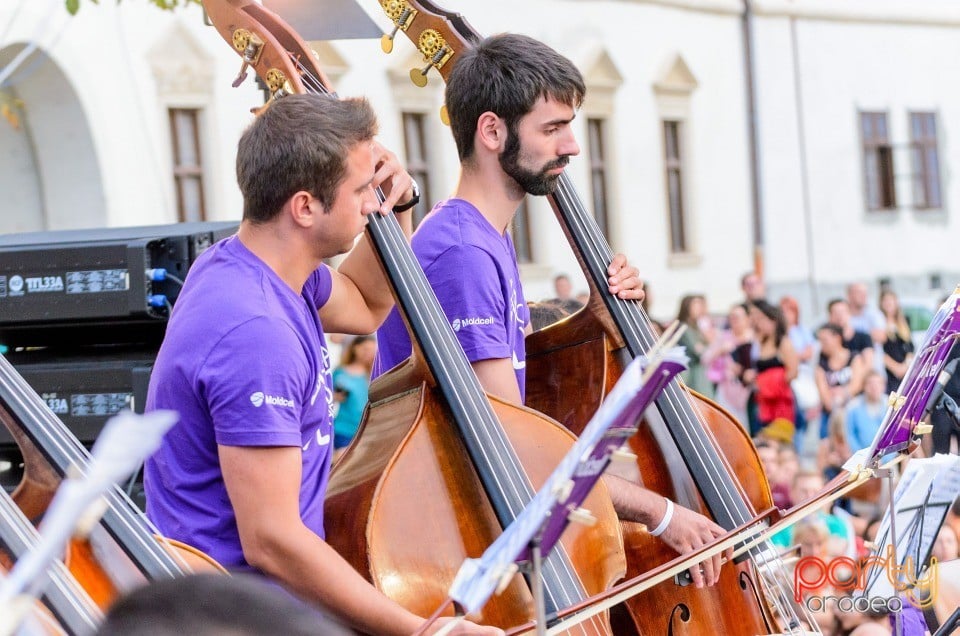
649 498 674 537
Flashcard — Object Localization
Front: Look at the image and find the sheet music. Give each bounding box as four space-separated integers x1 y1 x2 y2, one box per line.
865 454 960 605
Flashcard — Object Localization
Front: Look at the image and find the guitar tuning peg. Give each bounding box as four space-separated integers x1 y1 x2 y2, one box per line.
409 64 430 88
440 105 450 126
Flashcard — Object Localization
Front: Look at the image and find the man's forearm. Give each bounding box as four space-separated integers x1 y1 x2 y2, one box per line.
602 473 667 527
250 525 422 636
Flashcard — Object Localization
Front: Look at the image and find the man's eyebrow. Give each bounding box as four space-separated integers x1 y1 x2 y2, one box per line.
543 114 576 127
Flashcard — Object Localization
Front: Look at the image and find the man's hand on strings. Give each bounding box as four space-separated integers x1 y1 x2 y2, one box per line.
657 505 730 589
370 140 414 215
607 254 645 301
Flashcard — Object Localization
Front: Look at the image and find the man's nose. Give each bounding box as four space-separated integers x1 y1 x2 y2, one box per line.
560 128 581 157
362 189 379 215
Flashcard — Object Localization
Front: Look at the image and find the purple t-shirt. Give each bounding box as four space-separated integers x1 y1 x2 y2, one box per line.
144 235 335 572
374 198 530 399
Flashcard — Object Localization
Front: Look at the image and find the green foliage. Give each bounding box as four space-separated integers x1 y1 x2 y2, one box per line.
65 0 201 16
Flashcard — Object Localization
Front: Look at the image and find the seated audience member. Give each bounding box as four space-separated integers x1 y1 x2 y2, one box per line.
817 411 852 483
932 524 960 563
549 274 582 314
947 497 960 542
777 446 799 501
847 282 886 345
527 300 571 331
780 296 815 365
793 518 830 562
780 296 818 442
845 371 887 452
96 574 354 636
756 439 791 510
332 335 376 450
771 470 853 556
791 519 836 634
755 417 796 451
828 298 875 371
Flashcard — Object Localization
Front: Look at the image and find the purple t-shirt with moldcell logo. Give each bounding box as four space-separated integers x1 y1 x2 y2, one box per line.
144 235 335 573
373 198 530 399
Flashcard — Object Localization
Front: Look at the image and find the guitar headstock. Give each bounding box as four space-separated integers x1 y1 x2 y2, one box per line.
378 0 480 87
202 0 334 105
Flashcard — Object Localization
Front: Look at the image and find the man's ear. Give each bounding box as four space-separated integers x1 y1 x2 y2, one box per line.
476 112 506 153
288 191 317 228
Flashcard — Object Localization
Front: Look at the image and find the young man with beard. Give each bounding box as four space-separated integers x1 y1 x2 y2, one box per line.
374 34 729 588
144 95 499 636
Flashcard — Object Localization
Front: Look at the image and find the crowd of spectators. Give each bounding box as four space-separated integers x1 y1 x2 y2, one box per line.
655 272 960 635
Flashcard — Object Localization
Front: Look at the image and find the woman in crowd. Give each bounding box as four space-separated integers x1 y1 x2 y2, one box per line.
780 296 816 365
879 290 914 394
332 335 377 450
676 294 716 398
744 300 798 437
815 323 865 438
714 303 754 425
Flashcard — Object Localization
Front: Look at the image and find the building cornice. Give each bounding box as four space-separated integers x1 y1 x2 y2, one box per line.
611 0 960 27
753 0 960 27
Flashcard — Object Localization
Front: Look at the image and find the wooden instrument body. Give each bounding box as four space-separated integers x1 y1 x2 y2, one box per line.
326 358 625 632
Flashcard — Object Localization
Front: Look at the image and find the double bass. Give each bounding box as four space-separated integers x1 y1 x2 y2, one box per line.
0 354 223 609
201 1 625 633
374 4 809 634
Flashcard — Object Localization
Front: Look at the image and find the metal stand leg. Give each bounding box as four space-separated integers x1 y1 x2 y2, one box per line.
530 540 547 636
884 469 903 636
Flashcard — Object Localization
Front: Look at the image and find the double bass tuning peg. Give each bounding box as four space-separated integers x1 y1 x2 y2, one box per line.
381 29 398 54
409 64 431 88
380 4 417 54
